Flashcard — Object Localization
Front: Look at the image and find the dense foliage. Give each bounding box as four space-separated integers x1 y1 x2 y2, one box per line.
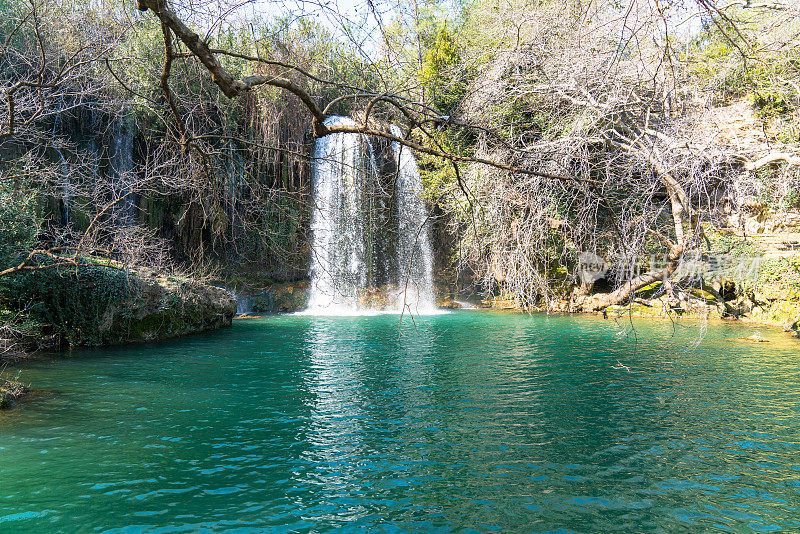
1 0 799 336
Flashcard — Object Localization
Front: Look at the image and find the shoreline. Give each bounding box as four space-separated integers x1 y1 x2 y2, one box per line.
473 294 800 335
2 305 796 411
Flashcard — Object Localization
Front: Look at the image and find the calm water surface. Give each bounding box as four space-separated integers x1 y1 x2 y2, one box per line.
1 312 800 533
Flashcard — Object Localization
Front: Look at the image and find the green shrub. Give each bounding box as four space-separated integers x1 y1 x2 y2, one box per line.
751 91 792 119
0 260 131 347
0 181 41 272
750 256 800 300
704 226 764 258
0 371 28 409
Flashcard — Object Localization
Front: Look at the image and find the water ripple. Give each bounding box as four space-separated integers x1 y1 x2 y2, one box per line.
1 312 799 532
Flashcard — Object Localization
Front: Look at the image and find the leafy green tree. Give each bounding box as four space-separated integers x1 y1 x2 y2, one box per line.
420 22 466 111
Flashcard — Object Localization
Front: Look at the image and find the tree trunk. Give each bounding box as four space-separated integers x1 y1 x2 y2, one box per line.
580 244 684 311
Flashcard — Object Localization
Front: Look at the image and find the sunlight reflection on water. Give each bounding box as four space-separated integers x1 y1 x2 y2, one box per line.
1 312 799 532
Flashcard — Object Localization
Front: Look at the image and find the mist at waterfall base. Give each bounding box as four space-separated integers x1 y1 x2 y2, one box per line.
302 116 439 316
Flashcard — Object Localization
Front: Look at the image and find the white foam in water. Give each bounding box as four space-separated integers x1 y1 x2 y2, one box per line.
296 307 450 317
303 117 439 316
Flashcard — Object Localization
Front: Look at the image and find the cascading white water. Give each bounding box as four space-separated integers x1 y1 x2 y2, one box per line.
307 116 370 312
235 294 254 315
390 125 436 313
305 116 437 314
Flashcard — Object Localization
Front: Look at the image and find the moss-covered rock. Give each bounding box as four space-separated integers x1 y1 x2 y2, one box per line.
1 262 236 348
635 282 663 299
742 300 800 329
605 302 678 319
603 295 726 320
0 374 29 409
99 270 237 344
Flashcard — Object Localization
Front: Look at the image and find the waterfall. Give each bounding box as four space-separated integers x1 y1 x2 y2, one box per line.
112 112 137 224
52 101 71 226
236 294 254 315
305 116 436 314
307 116 369 312
226 143 245 243
391 125 436 313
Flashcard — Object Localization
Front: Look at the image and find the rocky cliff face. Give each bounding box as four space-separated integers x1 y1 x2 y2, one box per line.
250 281 310 313
99 269 237 344
233 281 310 314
